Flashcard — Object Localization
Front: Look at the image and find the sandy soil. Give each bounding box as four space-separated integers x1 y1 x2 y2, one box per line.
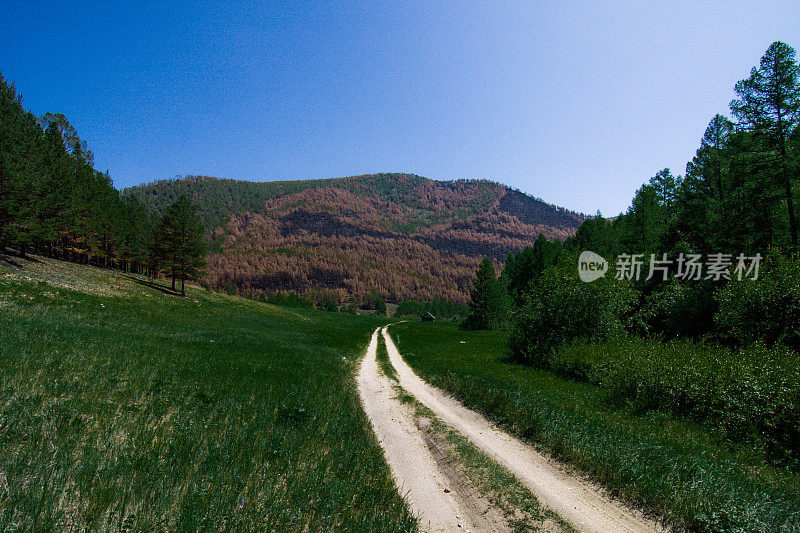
381 327 664 533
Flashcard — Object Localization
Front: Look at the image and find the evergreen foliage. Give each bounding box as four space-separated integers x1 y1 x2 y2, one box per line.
506 41 800 361
0 72 205 293
730 41 800 247
501 234 562 306
157 197 206 295
462 258 509 330
363 289 386 315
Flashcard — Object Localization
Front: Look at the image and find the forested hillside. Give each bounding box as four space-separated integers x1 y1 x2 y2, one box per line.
125 173 584 303
460 39 800 481
1 68 582 306
0 73 206 295
0 75 150 271
445 42 800 531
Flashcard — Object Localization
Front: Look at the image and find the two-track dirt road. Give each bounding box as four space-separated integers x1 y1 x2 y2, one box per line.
357 326 663 533
356 328 479 532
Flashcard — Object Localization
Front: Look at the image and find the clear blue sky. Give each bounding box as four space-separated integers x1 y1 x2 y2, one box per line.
2 1 798 215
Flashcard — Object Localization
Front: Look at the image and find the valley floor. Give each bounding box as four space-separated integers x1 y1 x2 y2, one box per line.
390 322 800 532
4 255 799 532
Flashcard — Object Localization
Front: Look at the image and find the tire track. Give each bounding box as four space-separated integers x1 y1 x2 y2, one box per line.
381 327 663 533
357 328 477 532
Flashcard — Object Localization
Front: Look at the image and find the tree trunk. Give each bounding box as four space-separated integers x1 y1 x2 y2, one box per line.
171 268 176 291
785 176 797 247
778 131 797 247
181 276 185 296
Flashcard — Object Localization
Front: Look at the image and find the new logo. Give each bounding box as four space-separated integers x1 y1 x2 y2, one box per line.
578 251 608 282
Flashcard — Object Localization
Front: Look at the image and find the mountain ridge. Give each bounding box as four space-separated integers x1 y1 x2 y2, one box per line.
124 173 584 303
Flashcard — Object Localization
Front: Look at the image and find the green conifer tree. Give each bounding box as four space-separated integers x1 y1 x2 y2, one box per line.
157 197 206 295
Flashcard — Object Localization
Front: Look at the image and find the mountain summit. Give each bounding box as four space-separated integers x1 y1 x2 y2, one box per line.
125 173 583 303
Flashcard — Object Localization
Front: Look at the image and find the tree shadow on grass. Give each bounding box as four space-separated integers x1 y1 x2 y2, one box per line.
0 247 42 268
120 274 184 297
0 254 22 269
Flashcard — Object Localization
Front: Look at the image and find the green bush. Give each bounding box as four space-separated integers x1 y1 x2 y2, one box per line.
363 289 386 316
639 279 718 339
552 337 800 468
320 299 339 312
393 322 800 531
508 254 636 366
375 297 387 316
340 302 358 314
715 251 800 350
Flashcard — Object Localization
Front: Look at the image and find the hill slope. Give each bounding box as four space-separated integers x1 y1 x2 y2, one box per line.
0 256 415 530
125 173 583 303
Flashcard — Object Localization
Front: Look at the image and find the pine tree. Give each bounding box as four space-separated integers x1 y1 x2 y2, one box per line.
502 234 563 306
730 41 800 248
620 182 666 255
463 257 508 330
0 75 20 248
157 197 206 295
678 115 735 252
375 295 387 316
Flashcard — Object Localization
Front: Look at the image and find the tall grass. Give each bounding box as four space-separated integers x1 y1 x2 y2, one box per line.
0 260 416 531
391 321 800 532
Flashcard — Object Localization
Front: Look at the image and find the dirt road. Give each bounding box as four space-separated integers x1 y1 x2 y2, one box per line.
357 328 480 532
365 326 663 533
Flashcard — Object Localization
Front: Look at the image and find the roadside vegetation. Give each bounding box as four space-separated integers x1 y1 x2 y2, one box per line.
464 41 800 345
552 338 800 469
449 43 800 528
0 257 415 531
391 322 800 532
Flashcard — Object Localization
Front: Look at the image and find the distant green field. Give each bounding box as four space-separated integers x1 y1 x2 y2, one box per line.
391 321 800 532
0 258 415 531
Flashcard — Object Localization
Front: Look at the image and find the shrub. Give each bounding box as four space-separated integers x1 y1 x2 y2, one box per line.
363 289 386 315
640 279 718 339
552 337 800 468
508 253 636 366
375 297 386 316
320 299 338 312
715 251 800 350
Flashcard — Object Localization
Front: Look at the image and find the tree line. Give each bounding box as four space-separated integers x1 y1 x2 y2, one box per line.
459 41 800 473
465 41 800 354
0 73 205 295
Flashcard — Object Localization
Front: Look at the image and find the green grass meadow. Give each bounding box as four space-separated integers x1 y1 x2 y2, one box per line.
0 259 415 531
391 321 800 532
